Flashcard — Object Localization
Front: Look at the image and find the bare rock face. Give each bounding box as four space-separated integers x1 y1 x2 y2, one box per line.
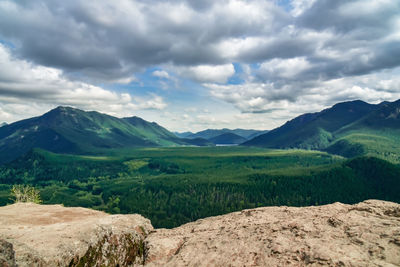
0 203 153 266
145 200 400 267
0 239 16 267
1 200 399 266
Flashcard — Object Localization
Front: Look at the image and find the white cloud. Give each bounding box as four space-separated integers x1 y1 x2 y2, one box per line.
339 0 396 16
259 57 312 79
175 64 235 83
152 70 170 79
290 0 317 17
205 66 400 128
0 0 400 131
135 95 167 110
0 44 166 122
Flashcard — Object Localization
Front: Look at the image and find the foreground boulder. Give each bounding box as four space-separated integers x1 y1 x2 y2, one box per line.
0 203 152 266
145 200 400 266
1 200 399 266
0 239 16 267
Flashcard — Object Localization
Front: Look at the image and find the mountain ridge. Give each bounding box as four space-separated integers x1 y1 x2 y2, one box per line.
182 128 269 140
208 132 247 145
0 106 204 164
243 99 400 161
243 100 380 148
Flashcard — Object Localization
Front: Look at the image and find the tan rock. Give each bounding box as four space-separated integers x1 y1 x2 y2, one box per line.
0 203 153 266
1 200 399 267
145 200 400 267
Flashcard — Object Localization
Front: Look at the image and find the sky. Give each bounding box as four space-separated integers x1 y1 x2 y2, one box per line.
0 0 399 132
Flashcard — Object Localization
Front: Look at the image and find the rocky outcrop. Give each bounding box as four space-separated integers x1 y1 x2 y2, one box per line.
145 200 400 266
1 200 399 266
0 203 153 266
0 239 16 267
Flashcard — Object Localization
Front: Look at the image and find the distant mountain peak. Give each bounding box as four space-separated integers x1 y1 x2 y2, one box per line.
243 99 386 149
186 128 268 140
44 106 80 117
52 106 78 112
209 132 247 145
0 106 203 164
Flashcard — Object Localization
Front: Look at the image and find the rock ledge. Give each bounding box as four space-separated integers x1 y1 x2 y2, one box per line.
146 200 400 266
0 203 153 266
1 200 400 266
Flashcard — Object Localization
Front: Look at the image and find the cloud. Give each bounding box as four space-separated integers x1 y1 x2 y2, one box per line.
0 44 166 122
152 70 171 79
259 57 312 79
135 95 167 110
174 64 235 83
206 67 400 117
0 0 288 81
290 0 317 17
0 0 400 130
1 0 398 84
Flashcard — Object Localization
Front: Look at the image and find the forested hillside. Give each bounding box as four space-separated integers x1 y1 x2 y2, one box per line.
244 100 400 163
0 106 206 164
1 147 399 228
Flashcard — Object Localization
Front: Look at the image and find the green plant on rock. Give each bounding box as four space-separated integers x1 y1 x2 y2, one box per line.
11 184 42 204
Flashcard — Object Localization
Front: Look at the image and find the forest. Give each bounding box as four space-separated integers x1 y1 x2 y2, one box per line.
0 147 399 228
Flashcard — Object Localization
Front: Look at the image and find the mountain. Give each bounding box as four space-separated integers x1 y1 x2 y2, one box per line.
340 99 400 130
0 122 7 128
187 128 268 140
325 100 400 161
244 100 400 161
0 106 205 164
244 100 379 149
208 132 247 145
246 130 270 140
174 131 194 138
123 116 182 145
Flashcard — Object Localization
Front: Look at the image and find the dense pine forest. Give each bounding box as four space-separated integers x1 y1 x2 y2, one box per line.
1 147 399 228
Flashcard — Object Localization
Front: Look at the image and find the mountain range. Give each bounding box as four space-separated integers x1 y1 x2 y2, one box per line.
175 128 269 144
1 99 399 164
0 106 210 163
244 99 400 161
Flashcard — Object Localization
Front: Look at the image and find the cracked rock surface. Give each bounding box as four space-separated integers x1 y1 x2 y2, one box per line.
145 200 400 267
1 200 399 266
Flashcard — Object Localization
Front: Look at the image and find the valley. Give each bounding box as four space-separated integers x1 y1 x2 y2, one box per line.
1 2 400 265
1 99 400 229
1 146 399 229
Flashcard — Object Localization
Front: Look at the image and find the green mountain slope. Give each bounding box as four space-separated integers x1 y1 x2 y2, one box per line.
0 106 200 164
174 131 194 138
187 128 268 140
244 100 379 149
244 99 400 162
123 116 183 146
208 132 247 145
325 100 400 162
340 100 400 130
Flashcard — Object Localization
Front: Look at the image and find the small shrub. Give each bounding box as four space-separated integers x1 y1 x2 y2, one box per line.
11 185 42 204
